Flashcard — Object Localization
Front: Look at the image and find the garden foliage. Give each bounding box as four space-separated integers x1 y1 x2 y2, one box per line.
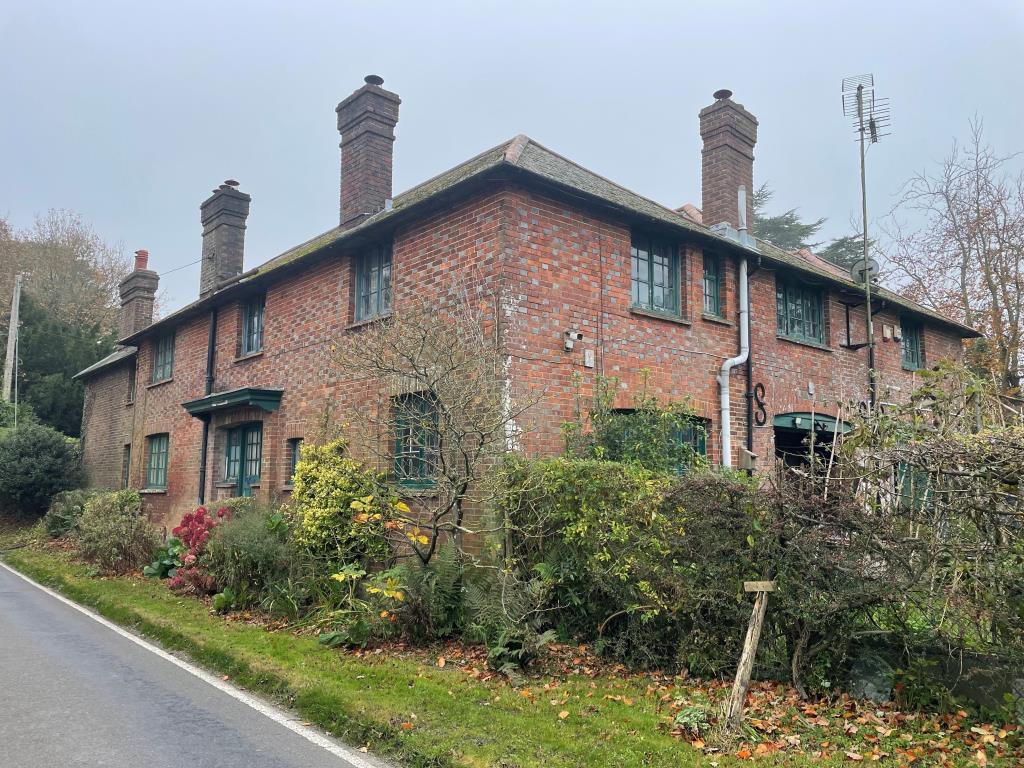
0 423 83 518
76 489 159 574
44 489 95 537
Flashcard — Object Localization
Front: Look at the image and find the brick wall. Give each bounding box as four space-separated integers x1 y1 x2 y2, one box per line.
496 184 966 466
80 360 135 489
94 183 966 529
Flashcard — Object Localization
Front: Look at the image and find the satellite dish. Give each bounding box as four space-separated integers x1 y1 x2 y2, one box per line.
850 258 879 284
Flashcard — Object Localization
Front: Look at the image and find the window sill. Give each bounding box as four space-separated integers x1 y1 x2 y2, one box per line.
126 399 135 407
146 377 173 389
701 313 734 327
214 481 237 489
233 350 263 363
281 484 294 492
629 306 690 326
346 312 392 331
776 335 833 353
902 363 925 372
140 488 166 495
396 483 437 497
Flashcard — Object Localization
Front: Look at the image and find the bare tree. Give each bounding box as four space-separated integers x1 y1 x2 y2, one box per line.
0 210 130 335
332 285 538 565
885 121 1024 392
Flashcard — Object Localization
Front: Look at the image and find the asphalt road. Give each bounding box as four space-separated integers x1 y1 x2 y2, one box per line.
0 563 389 768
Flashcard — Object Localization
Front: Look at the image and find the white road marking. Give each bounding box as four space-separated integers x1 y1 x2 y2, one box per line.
0 561 381 768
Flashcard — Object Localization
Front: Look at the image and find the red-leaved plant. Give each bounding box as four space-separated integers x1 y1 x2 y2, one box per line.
167 506 230 594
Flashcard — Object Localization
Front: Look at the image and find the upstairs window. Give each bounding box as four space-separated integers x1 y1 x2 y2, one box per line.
703 254 723 316
145 434 169 489
901 320 924 369
631 234 680 315
242 295 265 355
152 333 175 382
776 278 824 345
394 392 439 487
355 244 392 321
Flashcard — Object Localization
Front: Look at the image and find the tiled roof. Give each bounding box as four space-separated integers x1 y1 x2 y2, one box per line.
120 136 979 343
73 345 136 380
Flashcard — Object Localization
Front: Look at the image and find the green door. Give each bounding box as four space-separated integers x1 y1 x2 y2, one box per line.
226 423 262 497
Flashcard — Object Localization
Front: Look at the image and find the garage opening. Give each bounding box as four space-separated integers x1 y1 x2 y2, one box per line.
773 412 851 468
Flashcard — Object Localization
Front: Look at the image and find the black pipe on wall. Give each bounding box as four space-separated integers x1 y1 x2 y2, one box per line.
197 307 218 505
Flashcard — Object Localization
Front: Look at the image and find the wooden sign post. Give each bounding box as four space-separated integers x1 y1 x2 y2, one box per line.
724 580 776 731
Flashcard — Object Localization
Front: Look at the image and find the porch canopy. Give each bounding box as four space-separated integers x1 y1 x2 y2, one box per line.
772 411 852 434
182 387 283 418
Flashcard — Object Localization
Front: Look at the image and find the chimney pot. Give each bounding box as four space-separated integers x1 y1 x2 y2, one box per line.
364 74 384 86
134 249 149 271
713 88 733 100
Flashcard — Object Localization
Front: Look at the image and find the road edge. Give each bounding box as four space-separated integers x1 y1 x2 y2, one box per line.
0 559 388 768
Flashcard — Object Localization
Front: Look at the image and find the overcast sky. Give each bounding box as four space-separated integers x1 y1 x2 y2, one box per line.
2 0 1022 313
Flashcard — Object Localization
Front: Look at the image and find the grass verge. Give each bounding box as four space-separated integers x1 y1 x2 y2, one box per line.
1 526 1019 767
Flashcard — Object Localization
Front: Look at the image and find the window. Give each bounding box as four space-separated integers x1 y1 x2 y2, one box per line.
703 254 723 316
152 333 175 382
776 278 825 344
224 423 263 497
901 320 924 369
355 244 392 321
607 409 708 473
126 363 136 404
394 393 439 487
631 234 680 315
676 418 709 462
287 438 303 484
145 434 169 489
121 444 132 489
242 295 265 355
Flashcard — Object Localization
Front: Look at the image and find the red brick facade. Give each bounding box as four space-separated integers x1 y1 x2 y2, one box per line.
78 80 974 529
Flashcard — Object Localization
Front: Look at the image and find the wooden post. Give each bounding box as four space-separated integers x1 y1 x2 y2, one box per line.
724 580 775 731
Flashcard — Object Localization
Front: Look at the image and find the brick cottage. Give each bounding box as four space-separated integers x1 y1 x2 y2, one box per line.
75 76 978 529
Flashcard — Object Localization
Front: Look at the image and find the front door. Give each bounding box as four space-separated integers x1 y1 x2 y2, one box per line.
226 423 262 497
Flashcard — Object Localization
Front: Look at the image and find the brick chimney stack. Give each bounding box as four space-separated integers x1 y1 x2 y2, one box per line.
199 180 251 297
336 74 401 229
119 249 159 338
699 89 758 232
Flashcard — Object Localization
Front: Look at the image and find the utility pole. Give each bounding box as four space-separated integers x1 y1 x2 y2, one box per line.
2 273 23 404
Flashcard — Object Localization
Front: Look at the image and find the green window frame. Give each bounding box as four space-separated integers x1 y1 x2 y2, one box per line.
394 393 439 487
224 423 262 497
152 333 175 382
703 254 723 316
355 244 392 321
145 434 169 489
287 438 303 483
631 234 680 315
242 295 265 355
121 444 132 489
901 320 924 369
776 278 825 344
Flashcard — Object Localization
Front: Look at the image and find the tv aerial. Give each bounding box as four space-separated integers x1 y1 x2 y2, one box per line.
841 73 891 410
